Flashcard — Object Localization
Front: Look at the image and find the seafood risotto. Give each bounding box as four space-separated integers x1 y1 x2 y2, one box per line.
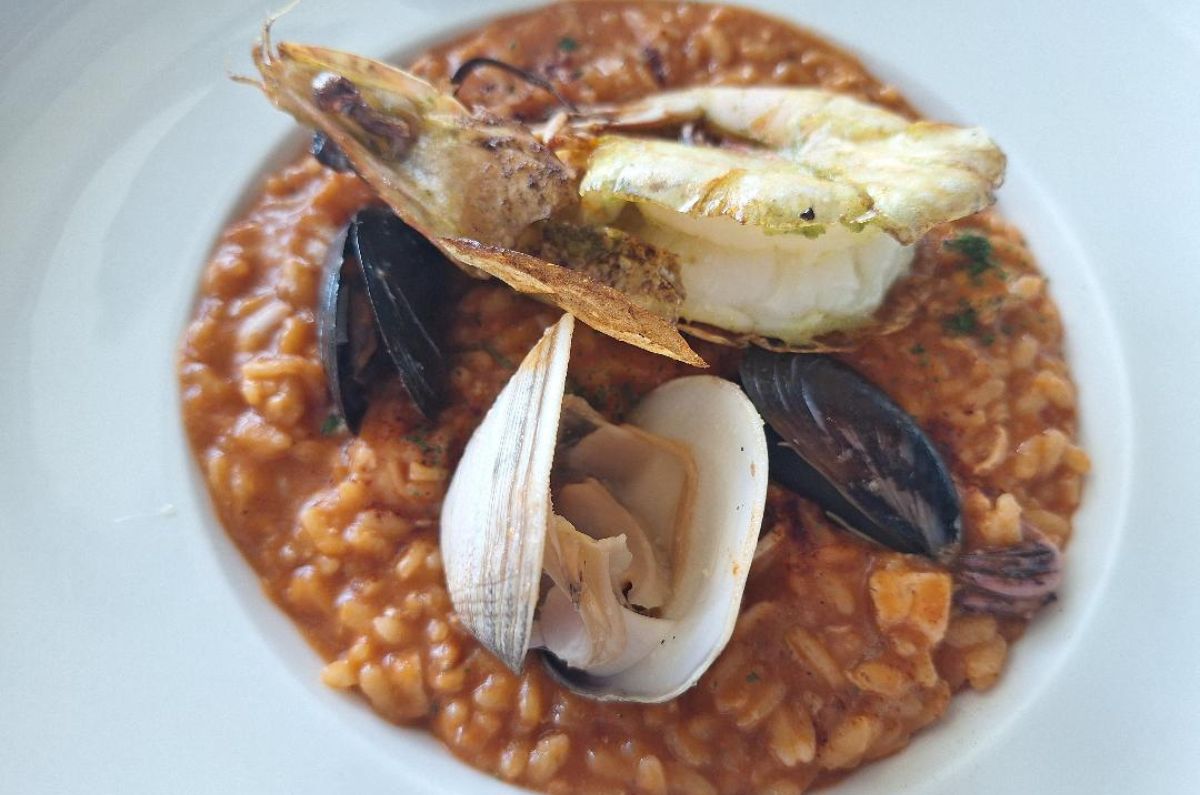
179 2 1089 793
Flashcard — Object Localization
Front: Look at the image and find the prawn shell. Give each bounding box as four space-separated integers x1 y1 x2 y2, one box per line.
250 29 704 368
254 35 571 246
440 239 705 367
580 88 1006 245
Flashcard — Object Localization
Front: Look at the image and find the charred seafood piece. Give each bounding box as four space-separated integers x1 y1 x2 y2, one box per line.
954 523 1064 618
250 29 1009 361
739 348 961 559
441 314 769 702
250 26 703 367
569 87 1006 348
318 207 447 431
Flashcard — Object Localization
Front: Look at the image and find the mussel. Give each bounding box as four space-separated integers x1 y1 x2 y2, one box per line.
318 207 448 432
740 348 961 559
740 348 1063 618
311 130 352 172
441 314 769 702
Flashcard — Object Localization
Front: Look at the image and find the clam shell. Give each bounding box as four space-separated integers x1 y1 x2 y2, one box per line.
551 375 768 702
441 313 768 701
440 314 575 672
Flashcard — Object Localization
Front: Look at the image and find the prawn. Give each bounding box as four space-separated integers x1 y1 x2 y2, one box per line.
563 86 1006 344
248 24 704 366
245 23 1005 354
576 86 1005 244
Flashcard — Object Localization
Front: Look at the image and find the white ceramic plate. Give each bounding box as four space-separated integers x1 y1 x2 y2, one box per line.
2 1 1198 792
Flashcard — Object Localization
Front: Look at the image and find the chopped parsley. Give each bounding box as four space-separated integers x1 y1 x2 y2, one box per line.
404 430 441 457
942 301 1000 346
945 233 1001 282
746 671 761 684
320 413 346 436
942 304 979 336
557 36 580 52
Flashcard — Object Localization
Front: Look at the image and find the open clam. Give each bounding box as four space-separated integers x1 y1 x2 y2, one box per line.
441 314 768 701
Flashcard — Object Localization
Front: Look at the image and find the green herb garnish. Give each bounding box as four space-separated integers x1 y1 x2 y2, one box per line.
942 304 979 336
558 36 580 52
404 430 440 456
746 671 761 684
320 414 345 436
945 233 998 282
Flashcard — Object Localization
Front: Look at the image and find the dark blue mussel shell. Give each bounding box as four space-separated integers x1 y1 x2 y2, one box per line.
740 349 961 559
319 207 447 432
311 130 353 173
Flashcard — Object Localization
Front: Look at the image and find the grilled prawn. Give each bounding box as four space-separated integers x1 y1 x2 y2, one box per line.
248 27 1004 356
249 25 704 366
568 87 1005 344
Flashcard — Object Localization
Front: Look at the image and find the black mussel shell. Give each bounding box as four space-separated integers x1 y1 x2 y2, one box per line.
319 223 373 434
740 349 961 558
311 130 353 172
353 208 448 418
318 208 448 432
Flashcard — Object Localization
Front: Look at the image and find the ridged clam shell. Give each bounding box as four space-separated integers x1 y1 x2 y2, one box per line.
440 314 575 672
441 313 769 701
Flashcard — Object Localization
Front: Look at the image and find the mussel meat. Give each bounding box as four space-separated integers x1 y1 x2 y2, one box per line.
318 207 448 432
441 314 769 702
739 348 961 559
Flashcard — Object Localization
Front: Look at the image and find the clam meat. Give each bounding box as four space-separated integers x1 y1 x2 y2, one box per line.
441 314 769 701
